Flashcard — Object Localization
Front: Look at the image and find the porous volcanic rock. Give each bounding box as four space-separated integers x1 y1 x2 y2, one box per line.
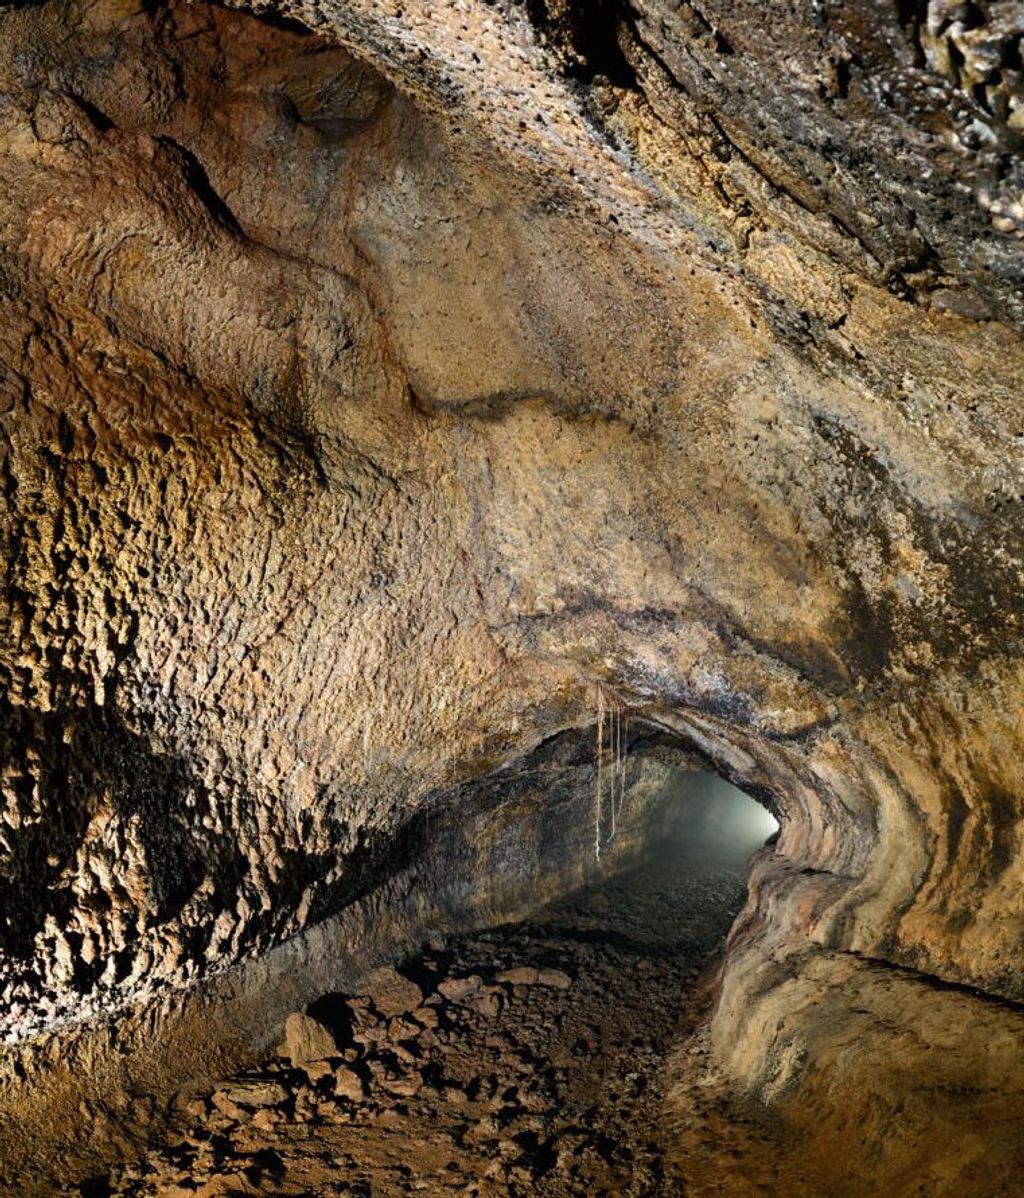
2 0 1024 1190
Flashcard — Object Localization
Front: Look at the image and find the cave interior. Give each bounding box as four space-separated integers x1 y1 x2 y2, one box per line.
2 0 1024 1194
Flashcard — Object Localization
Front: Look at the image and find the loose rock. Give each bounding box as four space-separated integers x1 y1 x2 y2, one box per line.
358 966 425 1017
277 1011 338 1067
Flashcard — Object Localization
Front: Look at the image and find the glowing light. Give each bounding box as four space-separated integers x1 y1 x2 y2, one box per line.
668 771 780 862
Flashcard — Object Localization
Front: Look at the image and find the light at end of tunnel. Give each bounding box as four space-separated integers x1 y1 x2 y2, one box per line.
678 774 781 860
735 798 779 845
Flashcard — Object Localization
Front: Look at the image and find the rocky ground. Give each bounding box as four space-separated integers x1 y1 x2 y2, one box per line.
84 850 749 1198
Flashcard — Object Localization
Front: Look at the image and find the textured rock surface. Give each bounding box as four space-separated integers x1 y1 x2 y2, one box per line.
2 0 1024 1188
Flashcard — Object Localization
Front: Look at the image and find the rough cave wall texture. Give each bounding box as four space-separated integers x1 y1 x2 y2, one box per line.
1 0 1024 1151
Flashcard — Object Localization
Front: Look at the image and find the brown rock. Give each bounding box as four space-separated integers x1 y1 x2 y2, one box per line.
358 966 424 1017
334 1067 366 1103
496 967 541 986
353 1023 386 1048
388 1015 422 1041
249 1108 281 1132
384 1073 423 1098
467 990 502 1018
215 1080 288 1110
536 969 572 990
438 975 483 1003
209 1091 246 1123
178 1096 210 1120
303 1060 335 1084
277 1011 338 1066
413 1005 440 1029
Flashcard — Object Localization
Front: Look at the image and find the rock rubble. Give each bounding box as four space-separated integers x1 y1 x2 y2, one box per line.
97 861 747 1197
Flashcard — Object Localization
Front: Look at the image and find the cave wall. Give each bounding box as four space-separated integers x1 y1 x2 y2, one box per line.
2 0 1024 1170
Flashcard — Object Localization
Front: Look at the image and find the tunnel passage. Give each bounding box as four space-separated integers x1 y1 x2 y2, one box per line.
86 762 782 1198
0 721 788 1193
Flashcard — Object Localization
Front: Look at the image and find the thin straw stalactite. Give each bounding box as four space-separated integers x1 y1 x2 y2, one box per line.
613 704 627 838
595 683 604 861
611 707 622 839
595 684 630 859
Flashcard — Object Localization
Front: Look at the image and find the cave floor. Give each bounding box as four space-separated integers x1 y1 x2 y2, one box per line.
93 850 752 1197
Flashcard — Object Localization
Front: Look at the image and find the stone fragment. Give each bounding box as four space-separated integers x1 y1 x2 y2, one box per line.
210 1091 245 1122
388 1015 422 1041
334 1066 366 1103
358 965 424 1016
370 1108 406 1129
249 1108 281 1132
277 1011 337 1066
536 968 572 990
496 966 541 986
353 1022 385 1047
303 1060 334 1084
438 975 483 1003
178 1096 209 1119
468 989 502 1018
384 1073 422 1098
215 1079 288 1109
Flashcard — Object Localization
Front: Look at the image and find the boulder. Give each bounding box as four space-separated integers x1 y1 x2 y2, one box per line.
358 966 425 1018
277 1012 338 1067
